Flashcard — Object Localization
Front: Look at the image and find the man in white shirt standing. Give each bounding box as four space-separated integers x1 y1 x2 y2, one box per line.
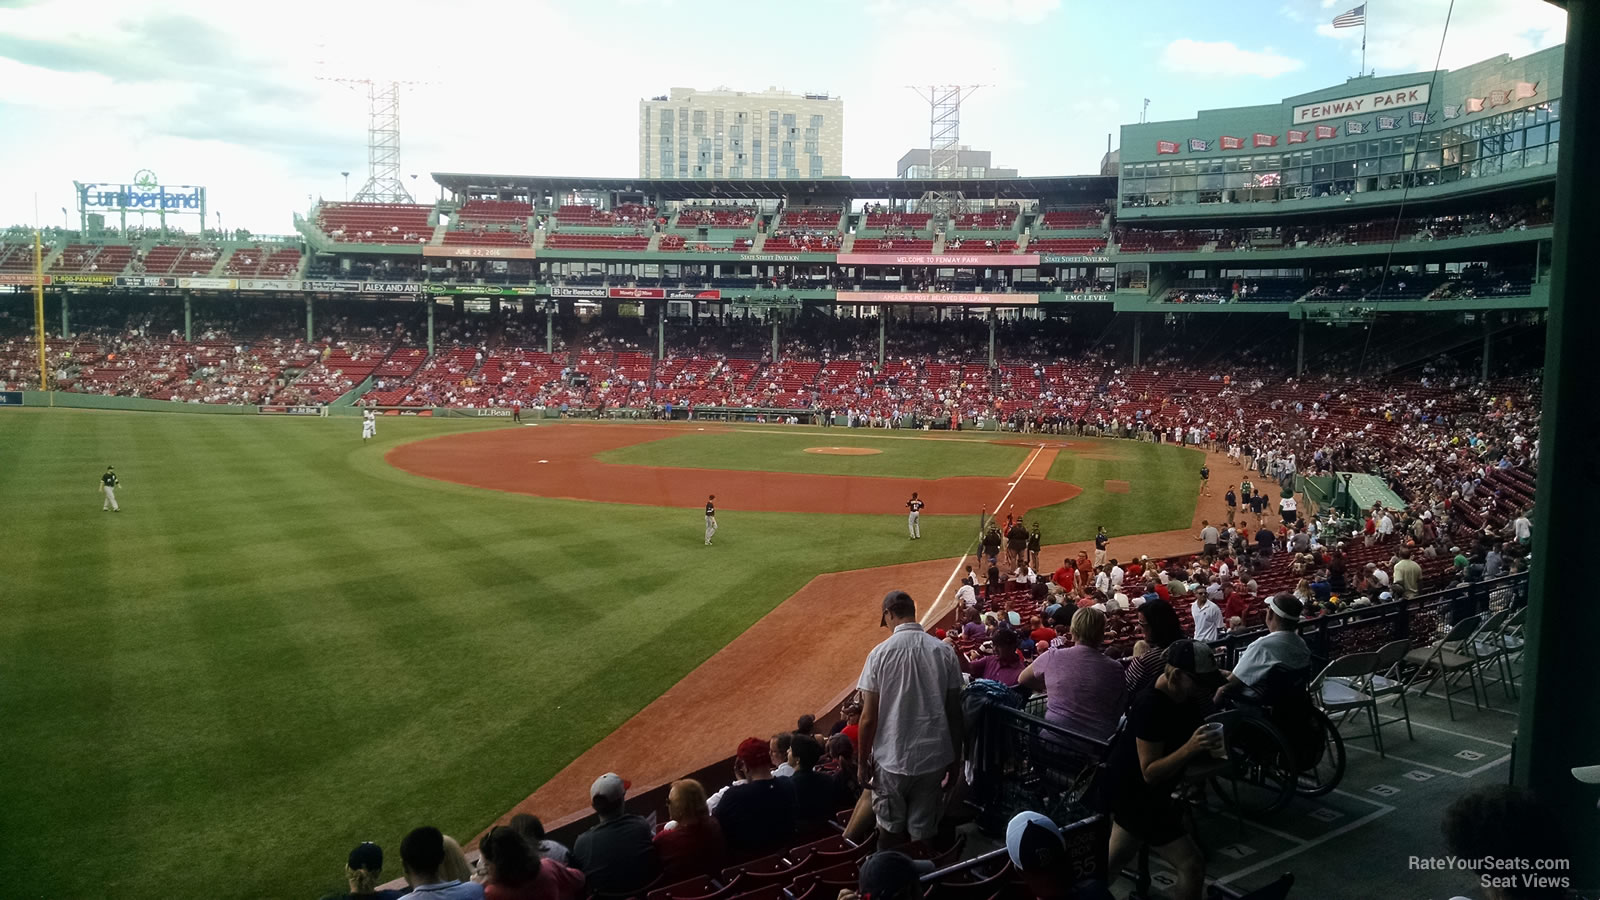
1512 512 1532 547
1109 559 1125 591
1191 593 1223 643
857 591 964 849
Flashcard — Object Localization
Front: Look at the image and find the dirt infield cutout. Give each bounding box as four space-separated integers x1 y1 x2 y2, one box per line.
1104 479 1132 493
803 447 883 456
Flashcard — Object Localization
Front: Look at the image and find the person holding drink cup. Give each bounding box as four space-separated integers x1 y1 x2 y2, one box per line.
1105 639 1225 900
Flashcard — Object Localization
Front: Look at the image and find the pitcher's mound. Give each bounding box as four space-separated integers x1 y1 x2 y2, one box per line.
1104 479 1131 493
805 446 882 456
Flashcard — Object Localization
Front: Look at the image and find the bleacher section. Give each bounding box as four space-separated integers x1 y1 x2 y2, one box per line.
49 244 135 274
456 199 533 226
222 246 302 277
315 203 432 244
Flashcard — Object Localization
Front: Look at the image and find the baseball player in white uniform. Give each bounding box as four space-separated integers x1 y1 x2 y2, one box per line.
704 494 718 545
906 492 924 539
361 409 376 442
101 466 120 512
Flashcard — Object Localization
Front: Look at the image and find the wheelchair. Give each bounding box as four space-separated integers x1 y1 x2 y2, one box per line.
1202 667 1347 816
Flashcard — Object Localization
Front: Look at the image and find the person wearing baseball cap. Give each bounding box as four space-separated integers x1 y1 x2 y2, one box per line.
1105 639 1222 900
845 850 934 900
714 736 797 854
857 590 964 848
1004 811 1114 899
569 773 658 896
1213 593 1311 706
320 841 406 900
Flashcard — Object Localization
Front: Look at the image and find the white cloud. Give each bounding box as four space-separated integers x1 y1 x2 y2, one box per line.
1312 0 1565 73
1159 39 1306 79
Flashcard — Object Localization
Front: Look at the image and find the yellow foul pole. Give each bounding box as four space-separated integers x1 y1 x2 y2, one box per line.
34 229 46 389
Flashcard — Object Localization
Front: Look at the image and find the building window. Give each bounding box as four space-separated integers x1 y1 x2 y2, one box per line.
782 113 795 127
810 114 823 128
810 156 823 177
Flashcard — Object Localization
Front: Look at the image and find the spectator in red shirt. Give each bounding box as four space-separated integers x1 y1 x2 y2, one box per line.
1027 615 1057 645
1052 558 1076 591
1222 589 1249 625
654 779 727 883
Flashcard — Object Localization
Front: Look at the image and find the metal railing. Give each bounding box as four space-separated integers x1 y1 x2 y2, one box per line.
1212 572 1528 669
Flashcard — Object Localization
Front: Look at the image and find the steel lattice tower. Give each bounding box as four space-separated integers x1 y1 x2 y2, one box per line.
909 85 982 219
321 77 418 203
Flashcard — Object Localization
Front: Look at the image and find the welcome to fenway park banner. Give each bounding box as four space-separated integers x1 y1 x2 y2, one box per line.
835 253 1041 267
836 290 1039 307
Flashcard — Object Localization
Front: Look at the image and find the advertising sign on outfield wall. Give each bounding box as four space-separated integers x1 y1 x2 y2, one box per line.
116 275 178 288
835 291 1039 306
257 405 324 415
303 279 362 293
0 391 22 406
55 274 117 286
551 287 608 298
0 274 50 286
238 279 302 291
179 277 237 290
362 281 422 294
424 284 544 296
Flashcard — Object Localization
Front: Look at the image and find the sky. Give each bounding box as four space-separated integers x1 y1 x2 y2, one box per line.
0 0 1567 234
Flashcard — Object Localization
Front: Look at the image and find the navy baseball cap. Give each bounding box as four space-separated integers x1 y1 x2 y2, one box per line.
858 851 934 900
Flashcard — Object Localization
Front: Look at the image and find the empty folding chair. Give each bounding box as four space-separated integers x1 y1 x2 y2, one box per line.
1313 651 1384 756
1467 608 1515 704
1404 613 1485 720
1367 638 1415 741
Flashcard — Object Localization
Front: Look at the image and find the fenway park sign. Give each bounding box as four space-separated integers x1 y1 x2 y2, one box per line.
1292 84 1431 125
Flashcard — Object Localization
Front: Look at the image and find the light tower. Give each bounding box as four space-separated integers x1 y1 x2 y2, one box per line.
907 85 983 219
318 76 421 203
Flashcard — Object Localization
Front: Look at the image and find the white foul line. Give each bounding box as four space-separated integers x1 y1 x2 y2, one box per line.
921 443 1046 628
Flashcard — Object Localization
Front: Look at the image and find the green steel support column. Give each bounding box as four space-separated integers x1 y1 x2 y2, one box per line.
305 297 314 344
878 313 886 368
1518 3 1600 882
1296 317 1305 377
771 319 779 363
1481 314 1491 382
1132 314 1142 367
183 294 192 342
546 308 554 355
657 301 665 360
60 292 69 339
988 313 996 369
427 301 435 357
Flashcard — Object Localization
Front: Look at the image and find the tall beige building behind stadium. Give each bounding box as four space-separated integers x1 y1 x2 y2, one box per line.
639 87 844 180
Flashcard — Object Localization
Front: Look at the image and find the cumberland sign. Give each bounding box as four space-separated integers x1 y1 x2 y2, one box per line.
1292 84 1431 125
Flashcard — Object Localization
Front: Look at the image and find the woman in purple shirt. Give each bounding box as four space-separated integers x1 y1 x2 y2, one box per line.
1018 608 1127 742
957 627 1026 686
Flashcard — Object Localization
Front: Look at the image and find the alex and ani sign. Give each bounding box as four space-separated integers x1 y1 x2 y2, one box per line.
1291 84 1431 125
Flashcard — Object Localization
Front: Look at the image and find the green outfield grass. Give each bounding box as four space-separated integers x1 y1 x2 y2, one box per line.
596 428 1029 478
0 412 1199 900
1023 439 1207 543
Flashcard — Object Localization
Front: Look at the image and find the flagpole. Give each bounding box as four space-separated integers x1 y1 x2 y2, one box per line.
1362 12 1368 76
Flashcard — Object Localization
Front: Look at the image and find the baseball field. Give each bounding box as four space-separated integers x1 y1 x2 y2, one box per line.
0 409 1204 900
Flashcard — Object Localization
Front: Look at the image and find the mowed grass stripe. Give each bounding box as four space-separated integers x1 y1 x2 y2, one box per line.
596 429 1029 479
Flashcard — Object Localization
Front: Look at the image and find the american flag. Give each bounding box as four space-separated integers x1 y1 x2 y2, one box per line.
1332 4 1365 27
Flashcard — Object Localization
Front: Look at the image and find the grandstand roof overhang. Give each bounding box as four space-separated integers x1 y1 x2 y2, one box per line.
431 173 1116 202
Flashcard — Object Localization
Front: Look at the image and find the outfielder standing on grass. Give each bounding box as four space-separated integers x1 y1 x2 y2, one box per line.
906 492 924 540
100 466 120 512
704 494 718 545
